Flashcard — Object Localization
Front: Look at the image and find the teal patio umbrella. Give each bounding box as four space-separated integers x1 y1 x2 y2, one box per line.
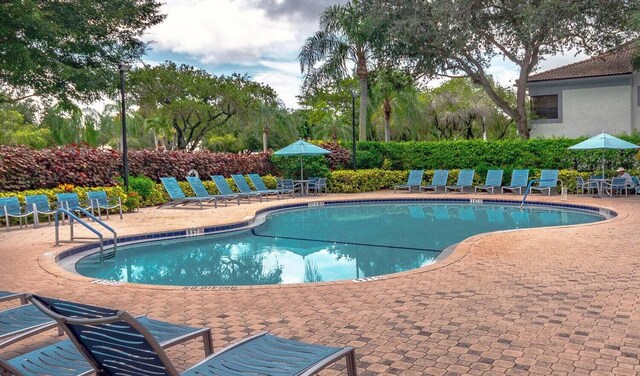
568 131 639 177
273 140 330 179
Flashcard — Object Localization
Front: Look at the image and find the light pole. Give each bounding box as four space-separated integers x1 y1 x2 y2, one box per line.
351 90 357 171
118 63 131 192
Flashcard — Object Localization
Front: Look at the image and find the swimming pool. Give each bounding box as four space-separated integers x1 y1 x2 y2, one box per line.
73 201 606 286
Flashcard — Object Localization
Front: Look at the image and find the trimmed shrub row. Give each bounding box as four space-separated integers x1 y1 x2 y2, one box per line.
0 146 276 192
354 138 640 172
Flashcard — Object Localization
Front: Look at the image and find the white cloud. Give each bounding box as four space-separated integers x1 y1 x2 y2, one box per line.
254 70 302 108
145 0 305 65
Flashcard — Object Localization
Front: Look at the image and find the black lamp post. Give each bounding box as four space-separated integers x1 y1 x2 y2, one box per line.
351 90 357 171
118 63 131 192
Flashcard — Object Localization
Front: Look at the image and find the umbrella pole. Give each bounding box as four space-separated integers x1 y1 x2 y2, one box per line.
602 149 605 178
300 155 303 180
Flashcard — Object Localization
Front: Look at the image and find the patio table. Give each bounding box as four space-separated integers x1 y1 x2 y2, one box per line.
293 179 310 196
588 178 611 198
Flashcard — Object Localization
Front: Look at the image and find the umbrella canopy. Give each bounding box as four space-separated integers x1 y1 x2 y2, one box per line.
273 140 330 179
273 140 331 156
568 131 639 176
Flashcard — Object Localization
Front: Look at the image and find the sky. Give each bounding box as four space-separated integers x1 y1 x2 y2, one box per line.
141 0 587 109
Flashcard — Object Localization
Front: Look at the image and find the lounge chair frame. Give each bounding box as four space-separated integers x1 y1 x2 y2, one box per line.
0 197 36 231
186 176 240 205
27 295 357 376
159 177 217 209
422 170 449 193
2 297 213 376
501 169 530 195
474 170 503 194
445 170 475 193
0 304 61 349
25 194 57 227
393 170 424 193
87 191 123 219
232 174 277 200
247 173 292 198
212 175 262 203
529 170 559 196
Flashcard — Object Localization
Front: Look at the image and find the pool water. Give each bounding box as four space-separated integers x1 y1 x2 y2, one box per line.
75 203 605 286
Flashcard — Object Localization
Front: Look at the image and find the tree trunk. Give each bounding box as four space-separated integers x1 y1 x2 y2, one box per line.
262 127 268 153
358 78 368 141
383 97 392 142
515 69 531 139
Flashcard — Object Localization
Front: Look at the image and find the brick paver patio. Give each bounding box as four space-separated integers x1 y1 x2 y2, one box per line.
0 191 638 375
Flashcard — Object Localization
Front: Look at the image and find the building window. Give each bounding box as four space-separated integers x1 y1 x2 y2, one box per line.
531 95 558 119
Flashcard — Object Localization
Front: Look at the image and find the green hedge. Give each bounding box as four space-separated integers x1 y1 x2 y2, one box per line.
329 168 639 194
355 137 640 172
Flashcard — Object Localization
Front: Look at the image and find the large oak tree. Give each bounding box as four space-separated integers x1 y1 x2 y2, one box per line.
0 0 164 104
366 0 636 138
128 62 278 151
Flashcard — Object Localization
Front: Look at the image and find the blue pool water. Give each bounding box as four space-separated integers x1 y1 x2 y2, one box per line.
75 203 605 286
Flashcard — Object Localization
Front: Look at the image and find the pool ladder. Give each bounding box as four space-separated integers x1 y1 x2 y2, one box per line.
520 179 564 209
54 208 118 262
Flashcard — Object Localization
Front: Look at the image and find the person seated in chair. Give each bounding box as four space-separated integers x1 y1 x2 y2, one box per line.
615 167 633 186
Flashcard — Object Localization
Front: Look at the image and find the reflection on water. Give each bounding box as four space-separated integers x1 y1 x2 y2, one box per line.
76 204 603 286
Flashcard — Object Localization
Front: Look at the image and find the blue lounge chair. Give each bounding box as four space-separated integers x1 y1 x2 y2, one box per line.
211 175 262 203
474 170 504 194
232 174 277 200
0 197 36 230
0 303 59 348
422 170 449 193
87 190 123 219
529 169 559 196
1 297 213 376
56 193 92 222
394 170 424 193
25 194 57 227
27 295 358 376
248 173 293 198
0 291 26 304
187 176 240 205
160 177 216 208
501 169 530 195
445 169 475 193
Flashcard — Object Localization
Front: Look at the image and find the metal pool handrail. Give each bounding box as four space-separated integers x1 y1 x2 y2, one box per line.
54 208 118 262
520 179 565 209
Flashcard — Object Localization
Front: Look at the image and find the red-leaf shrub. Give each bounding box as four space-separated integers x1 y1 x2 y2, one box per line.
128 150 274 181
0 146 275 192
318 142 352 170
0 145 120 191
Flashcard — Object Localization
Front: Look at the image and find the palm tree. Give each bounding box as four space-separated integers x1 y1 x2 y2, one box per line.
299 1 374 141
369 69 420 142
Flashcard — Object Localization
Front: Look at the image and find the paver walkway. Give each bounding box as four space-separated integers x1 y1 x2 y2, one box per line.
0 191 638 375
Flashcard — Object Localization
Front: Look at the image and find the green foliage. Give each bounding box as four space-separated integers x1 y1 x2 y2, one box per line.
355 137 640 171
328 169 408 193
129 63 278 150
129 176 156 204
0 109 51 148
0 0 164 104
366 0 636 138
271 156 330 179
